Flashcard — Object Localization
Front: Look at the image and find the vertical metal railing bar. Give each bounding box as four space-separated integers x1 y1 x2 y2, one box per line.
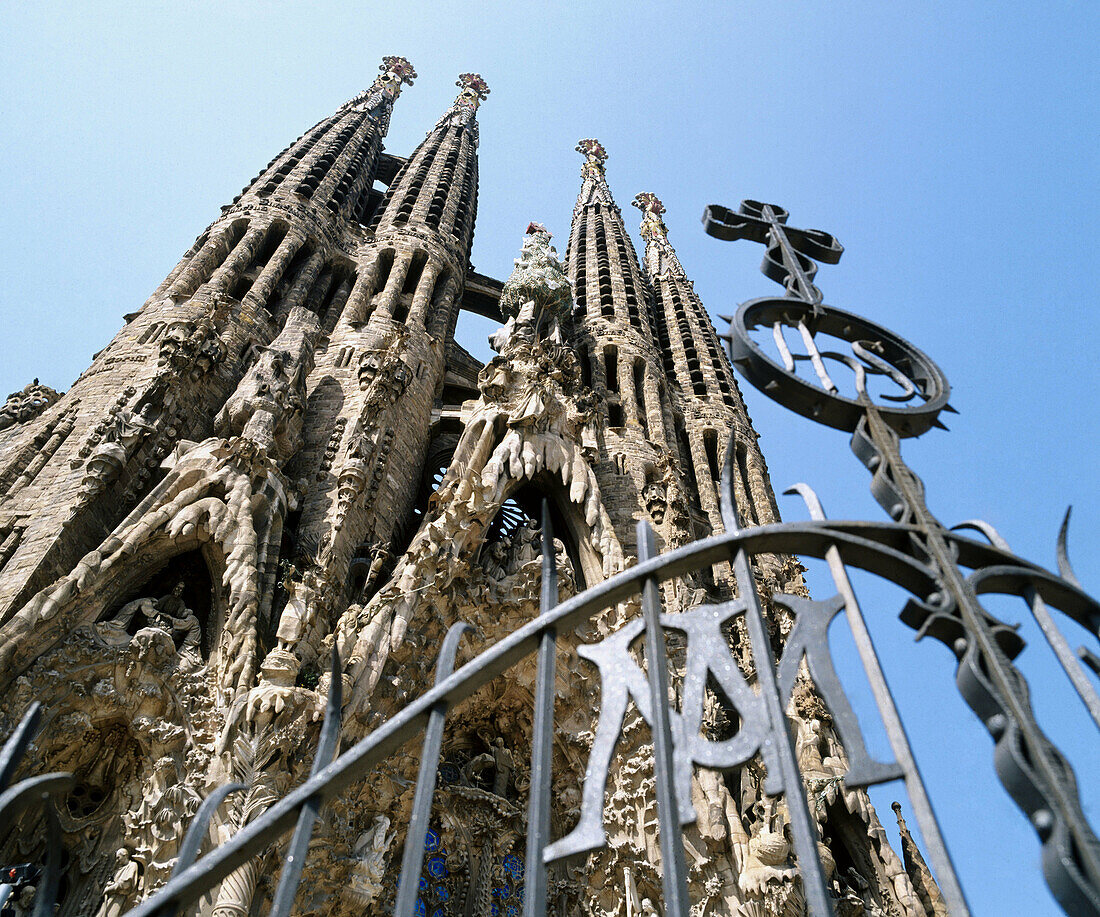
788 483 971 915
636 520 691 916
32 800 61 917
269 649 344 917
394 621 472 917
718 443 835 917
525 499 559 917
953 518 1100 732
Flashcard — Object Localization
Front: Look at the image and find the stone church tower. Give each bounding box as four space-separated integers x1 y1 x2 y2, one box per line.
0 60 942 917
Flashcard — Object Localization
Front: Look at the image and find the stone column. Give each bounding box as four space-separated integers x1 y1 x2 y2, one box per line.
241 233 305 315
275 249 326 321
166 229 234 300
408 261 441 326
204 223 269 295
374 254 411 319
321 276 353 333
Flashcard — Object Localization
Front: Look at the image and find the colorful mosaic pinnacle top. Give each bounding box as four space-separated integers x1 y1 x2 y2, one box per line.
379 55 418 87
576 139 608 180
632 192 669 241
456 73 491 101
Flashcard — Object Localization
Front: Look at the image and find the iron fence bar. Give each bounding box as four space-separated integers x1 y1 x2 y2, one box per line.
954 518 1100 732
636 520 691 916
394 621 472 917
718 450 835 917
524 500 558 917
1081 647 1100 678
788 483 971 915
32 800 61 917
270 648 344 917
115 517 1097 917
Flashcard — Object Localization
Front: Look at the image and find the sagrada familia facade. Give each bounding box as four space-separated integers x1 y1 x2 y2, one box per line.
0 59 945 917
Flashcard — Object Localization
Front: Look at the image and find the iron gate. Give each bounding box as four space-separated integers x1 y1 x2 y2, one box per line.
2 198 1099 917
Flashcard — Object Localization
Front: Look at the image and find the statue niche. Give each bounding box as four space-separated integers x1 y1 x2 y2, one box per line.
97 551 215 667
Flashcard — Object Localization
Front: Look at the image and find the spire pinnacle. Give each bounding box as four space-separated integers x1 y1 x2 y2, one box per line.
340 55 416 128
573 139 615 214
632 192 668 242
456 72 491 102
433 73 490 137
632 192 685 278
378 55 418 90
576 138 608 182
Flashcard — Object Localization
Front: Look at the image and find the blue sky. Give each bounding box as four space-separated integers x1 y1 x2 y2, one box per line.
1 2 1098 913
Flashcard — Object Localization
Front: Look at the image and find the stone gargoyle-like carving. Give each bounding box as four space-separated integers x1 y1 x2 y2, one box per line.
0 378 61 431
157 299 229 382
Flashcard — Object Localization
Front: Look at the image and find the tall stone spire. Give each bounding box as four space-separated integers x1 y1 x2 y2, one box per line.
633 190 779 537
573 138 616 213
566 142 681 555
370 72 488 261
279 75 492 676
228 55 417 226
0 58 419 622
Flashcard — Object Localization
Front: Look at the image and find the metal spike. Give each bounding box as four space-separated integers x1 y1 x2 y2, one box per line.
943 403 959 414
1079 647 1100 678
931 419 950 431
719 429 742 532
1057 507 1082 589
0 703 42 793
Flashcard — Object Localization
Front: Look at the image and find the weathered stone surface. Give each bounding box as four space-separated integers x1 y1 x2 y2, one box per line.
0 69 937 917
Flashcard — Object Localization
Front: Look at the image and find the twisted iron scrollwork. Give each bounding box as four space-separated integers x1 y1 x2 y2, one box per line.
705 198 1100 916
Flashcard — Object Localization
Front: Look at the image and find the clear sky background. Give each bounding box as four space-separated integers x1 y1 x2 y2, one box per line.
1 2 1097 914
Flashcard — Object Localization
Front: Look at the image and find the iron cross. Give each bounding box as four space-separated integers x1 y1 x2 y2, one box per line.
703 200 843 305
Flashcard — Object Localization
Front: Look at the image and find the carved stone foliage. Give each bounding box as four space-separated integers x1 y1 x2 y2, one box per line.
490 224 571 352
0 379 61 431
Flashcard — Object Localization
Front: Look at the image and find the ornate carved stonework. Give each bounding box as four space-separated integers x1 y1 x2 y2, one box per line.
0 379 61 431
0 66 942 917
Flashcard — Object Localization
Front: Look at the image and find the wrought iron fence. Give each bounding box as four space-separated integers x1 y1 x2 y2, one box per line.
2 198 1099 917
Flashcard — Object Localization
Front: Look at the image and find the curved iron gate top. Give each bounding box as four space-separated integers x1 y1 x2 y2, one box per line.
3 199 1099 917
